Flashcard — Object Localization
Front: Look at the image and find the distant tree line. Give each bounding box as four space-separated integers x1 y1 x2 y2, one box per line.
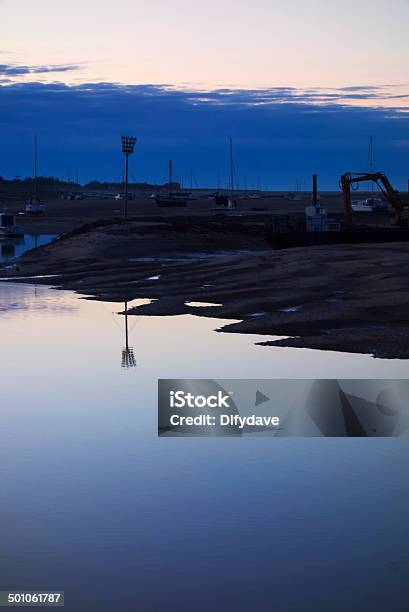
0 176 174 189
0 176 74 186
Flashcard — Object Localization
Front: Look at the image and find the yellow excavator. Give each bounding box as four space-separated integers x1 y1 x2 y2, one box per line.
340 172 407 226
266 172 409 248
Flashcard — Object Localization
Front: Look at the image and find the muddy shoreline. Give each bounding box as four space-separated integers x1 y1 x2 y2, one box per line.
2 216 409 359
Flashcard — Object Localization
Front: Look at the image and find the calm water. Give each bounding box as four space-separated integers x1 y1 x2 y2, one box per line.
0 235 55 263
0 282 408 611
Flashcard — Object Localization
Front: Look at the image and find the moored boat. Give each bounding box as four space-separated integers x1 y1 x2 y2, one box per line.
26 135 46 215
155 158 189 207
155 194 188 207
0 213 24 238
212 138 241 216
351 197 387 212
212 194 239 215
26 197 45 215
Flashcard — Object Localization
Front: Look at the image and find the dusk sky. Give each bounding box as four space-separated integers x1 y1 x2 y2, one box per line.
1 0 409 188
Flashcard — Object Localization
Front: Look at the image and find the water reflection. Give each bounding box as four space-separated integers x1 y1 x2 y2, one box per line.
0 234 56 263
1 283 409 377
121 301 136 369
0 282 78 315
1 237 24 261
0 282 409 611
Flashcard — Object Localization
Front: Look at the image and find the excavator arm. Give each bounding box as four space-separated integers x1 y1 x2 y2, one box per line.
340 172 404 226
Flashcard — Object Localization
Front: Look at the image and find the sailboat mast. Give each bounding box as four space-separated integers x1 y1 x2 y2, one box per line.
34 134 38 196
368 136 374 173
169 158 172 186
368 136 374 193
229 137 234 192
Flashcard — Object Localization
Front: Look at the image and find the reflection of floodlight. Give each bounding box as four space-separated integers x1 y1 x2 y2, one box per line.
122 346 136 369
120 135 137 220
121 301 137 369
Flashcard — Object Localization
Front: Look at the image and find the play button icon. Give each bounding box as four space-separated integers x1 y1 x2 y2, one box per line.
255 390 270 406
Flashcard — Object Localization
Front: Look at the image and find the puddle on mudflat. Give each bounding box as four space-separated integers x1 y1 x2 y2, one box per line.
128 250 252 265
0 274 59 281
185 301 223 308
0 234 56 263
280 305 301 313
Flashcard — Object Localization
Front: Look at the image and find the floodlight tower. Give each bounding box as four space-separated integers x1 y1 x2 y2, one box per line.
121 135 137 220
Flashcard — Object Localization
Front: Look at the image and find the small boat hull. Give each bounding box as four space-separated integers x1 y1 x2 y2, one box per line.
212 195 238 215
26 200 45 215
0 226 24 239
155 197 188 208
0 213 24 239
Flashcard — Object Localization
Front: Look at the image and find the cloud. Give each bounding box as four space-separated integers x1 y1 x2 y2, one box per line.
0 62 82 77
0 81 408 189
